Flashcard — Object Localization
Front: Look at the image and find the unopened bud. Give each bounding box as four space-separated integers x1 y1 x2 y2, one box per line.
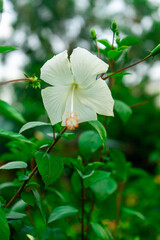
90 28 97 40
151 44 160 57
116 37 120 44
111 20 117 32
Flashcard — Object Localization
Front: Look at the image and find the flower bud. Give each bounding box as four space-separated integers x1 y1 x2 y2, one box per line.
151 44 160 57
90 28 97 40
116 37 120 44
111 20 117 32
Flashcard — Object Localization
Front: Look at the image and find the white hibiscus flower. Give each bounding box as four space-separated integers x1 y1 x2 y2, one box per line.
41 47 114 130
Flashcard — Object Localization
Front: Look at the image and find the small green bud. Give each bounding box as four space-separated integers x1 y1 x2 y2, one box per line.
116 37 120 44
111 20 117 32
90 28 97 40
151 44 160 56
116 30 119 36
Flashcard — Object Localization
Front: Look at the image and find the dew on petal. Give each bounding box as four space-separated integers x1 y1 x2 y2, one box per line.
65 112 79 130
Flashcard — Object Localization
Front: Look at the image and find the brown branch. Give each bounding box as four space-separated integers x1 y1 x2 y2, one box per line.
130 101 149 108
0 78 33 85
5 127 67 208
102 54 151 80
96 40 101 59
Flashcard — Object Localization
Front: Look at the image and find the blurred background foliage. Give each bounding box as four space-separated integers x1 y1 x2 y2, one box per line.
0 0 160 239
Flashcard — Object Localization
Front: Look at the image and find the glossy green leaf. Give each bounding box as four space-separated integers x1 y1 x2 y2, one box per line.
91 222 109 239
0 100 25 123
0 161 27 170
48 205 78 223
107 50 122 60
84 170 110 187
0 128 33 144
88 120 107 144
35 151 63 186
122 208 145 220
6 212 26 220
0 208 10 240
0 0 3 12
110 149 128 181
78 130 102 161
21 191 35 207
90 177 117 200
0 46 18 53
119 36 140 47
98 40 111 50
118 45 130 50
19 121 52 133
114 100 132 124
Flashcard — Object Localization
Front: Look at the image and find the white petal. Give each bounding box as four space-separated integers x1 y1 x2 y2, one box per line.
70 47 108 88
41 50 74 86
41 86 72 125
62 89 97 125
77 78 114 116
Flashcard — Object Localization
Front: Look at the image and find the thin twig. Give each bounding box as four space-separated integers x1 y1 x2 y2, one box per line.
0 78 33 85
96 40 101 59
130 101 149 108
102 54 151 80
5 127 67 208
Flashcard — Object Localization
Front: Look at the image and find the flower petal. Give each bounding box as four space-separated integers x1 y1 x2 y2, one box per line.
77 78 114 116
70 47 108 88
41 86 72 125
62 89 97 125
41 50 74 86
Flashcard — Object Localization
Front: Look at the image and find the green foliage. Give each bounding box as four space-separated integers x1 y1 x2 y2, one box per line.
19 121 52 133
35 151 63 186
0 0 3 12
0 161 27 170
0 46 18 53
78 130 102 161
91 222 110 240
48 205 78 223
118 36 140 47
0 100 26 123
88 120 107 144
114 100 132 124
0 208 10 240
0 129 33 144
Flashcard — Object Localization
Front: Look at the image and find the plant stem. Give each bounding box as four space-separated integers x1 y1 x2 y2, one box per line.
130 101 148 108
5 127 67 208
81 180 85 240
0 78 33 85
96 40 101 59
102 54 151 80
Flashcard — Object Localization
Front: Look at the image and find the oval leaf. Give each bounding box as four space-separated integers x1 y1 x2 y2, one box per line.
91 222 109 240
48 205 78 223
119 36 140 47
0 161 27 170
84 170 110 188
35 151 63 186
19 121 52 133
107 50 122 60
0 208 10 240
114 100 132 124
0 46 18 53
0 100 25 123
0 128 33 144
88 120 107 144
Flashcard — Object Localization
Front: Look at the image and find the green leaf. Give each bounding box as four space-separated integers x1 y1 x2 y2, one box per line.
6 212 26 220
0 129 33 144
98 40 111 50
0 0 3 13
84 170 110 188
59 133 77 140
0 46 18 54
91 222 109 240
88 120 107 144
21 191 35 207
19 121 52 133
0 100 25 123
119 36 140 47
122 208 145 220
35 151 63 186
0 208 10 240
0 161 27 170
48 205 78 223
78 130 102 161
114 100 132 124
111 72 131 78
107 50 122 60
90 177 117 200
32 189 45 221
118 45 130 50
110 149 128 181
